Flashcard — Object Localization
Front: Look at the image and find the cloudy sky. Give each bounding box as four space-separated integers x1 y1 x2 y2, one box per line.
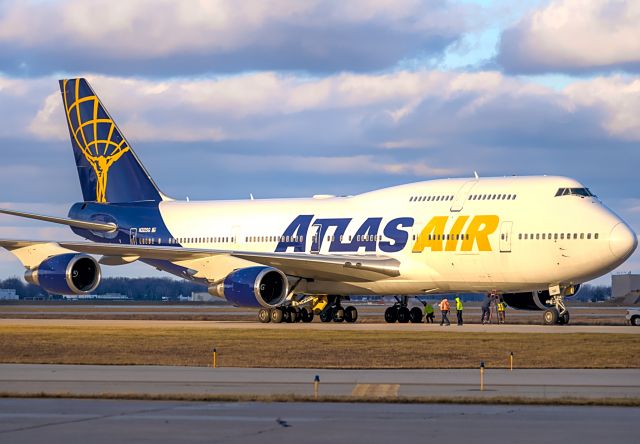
0 0 639 284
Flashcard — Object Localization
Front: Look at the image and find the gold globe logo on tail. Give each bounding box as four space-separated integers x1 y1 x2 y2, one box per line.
62 79 130 203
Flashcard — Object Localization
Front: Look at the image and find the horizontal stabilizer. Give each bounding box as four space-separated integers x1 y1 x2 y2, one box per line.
0 208 117 232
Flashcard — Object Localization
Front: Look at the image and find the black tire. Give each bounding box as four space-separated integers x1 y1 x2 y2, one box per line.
409 307 423 324
631 316 640 326
286 308 297 323
332 307 345 323
344 306 358 323
319 307 333 323
384 306 398 323
397 306 411 323
561 312 570 325
301 307 314 323
282 308 292 323
258 308 271 323
271 308 284 323
543 308 559 325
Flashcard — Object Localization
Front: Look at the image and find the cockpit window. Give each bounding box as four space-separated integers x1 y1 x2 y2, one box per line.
554 187 595 197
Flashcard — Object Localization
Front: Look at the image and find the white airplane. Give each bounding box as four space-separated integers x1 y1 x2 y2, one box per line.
0 78 636 325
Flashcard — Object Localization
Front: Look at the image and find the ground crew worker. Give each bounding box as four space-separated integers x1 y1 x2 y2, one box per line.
424 302 435 324
455 296 464 326
439 297 451 326
481 294 491 324
498 299 506 323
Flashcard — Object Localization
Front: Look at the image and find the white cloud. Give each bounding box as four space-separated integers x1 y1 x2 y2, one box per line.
19 69 640 146
0 0 472 75
498 0 640 73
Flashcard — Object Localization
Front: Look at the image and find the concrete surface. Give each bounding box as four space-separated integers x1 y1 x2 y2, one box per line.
1 318 638 333
0 398 636 444
1 365 639 399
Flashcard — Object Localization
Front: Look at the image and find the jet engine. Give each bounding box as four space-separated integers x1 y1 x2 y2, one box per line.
501 290 552 311
209 266 289 308
24 253 101 295
502 285 580 311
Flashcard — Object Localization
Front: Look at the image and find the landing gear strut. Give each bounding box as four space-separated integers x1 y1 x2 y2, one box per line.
543 286 573 325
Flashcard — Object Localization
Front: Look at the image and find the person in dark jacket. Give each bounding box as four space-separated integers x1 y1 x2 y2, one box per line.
481 293 492 324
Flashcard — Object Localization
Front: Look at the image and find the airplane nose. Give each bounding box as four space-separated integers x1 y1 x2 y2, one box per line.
609 223 637 261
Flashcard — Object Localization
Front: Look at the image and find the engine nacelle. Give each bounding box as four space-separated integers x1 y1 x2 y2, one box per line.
502 291 552 311
209 266 289 308
25 253 101 295
503 285 581 311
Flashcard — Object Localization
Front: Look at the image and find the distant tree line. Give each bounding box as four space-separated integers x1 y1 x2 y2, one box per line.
0 276 206 300
0 276 612 302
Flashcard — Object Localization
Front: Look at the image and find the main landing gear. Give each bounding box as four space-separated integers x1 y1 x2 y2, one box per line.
384 296 423 324
318 302 358 323
542 285 574 325
257 295 358 324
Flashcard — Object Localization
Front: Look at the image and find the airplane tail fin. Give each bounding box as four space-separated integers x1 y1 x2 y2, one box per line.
59 78 166 203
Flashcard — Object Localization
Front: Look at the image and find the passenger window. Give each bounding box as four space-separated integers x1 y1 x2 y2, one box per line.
587 233 591 239
536 234 540 240
542 233 546 240
554 233 558 240
518 234 522 240
573 233 577 239
560 234 564 239
524 234 528 240
595 233 599 240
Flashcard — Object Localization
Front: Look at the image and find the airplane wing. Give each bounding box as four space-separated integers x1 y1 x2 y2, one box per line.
0 239 400 282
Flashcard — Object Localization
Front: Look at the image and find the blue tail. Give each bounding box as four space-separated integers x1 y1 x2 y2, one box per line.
59 78 164 203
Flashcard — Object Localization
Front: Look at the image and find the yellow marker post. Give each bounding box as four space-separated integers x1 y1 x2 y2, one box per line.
212 348 217 368
314 375 320 400
510 352 514 372
480 361 485 392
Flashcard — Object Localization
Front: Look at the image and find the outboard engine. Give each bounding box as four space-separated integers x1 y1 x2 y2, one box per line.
25 253 101 295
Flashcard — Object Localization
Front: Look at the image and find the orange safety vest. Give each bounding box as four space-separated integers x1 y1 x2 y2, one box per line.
439 299 450 311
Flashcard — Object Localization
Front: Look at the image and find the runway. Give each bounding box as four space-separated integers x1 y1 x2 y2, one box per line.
0 398 636 444
0 318 637 333
1 364 639 400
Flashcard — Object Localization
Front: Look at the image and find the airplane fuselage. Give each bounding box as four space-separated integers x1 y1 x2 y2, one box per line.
68 175 637 296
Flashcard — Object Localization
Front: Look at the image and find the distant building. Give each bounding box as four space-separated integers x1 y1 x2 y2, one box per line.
191 291 216 302
0 289 18 300
612 273 640 305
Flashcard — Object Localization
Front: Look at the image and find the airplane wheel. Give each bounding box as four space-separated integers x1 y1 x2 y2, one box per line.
332 307 345 323
282 308 292 323
344 306 358 323
271 308 284 323
560 312 570 325
397 307 411 323
301 307 314 323
258 308 271 323
409 307 423 323
320 307 333 323
384 306 398 323
632 316 640 326
543 308 559 325
286 308 297 323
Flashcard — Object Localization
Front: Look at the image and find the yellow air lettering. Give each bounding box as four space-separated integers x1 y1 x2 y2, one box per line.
445 216 469 251
460 215 499 251
412 216 448 253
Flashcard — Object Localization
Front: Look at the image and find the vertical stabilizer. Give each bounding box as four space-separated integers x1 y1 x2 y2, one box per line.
59 78 164 203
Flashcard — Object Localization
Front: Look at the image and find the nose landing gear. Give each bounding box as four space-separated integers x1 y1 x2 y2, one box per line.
543 285 574 325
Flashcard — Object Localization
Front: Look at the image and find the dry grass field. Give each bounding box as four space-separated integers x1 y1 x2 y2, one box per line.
0 324 637 369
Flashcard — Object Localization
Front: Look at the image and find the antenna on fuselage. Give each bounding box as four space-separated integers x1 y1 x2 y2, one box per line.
250 193 254 200
474 171 479 179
